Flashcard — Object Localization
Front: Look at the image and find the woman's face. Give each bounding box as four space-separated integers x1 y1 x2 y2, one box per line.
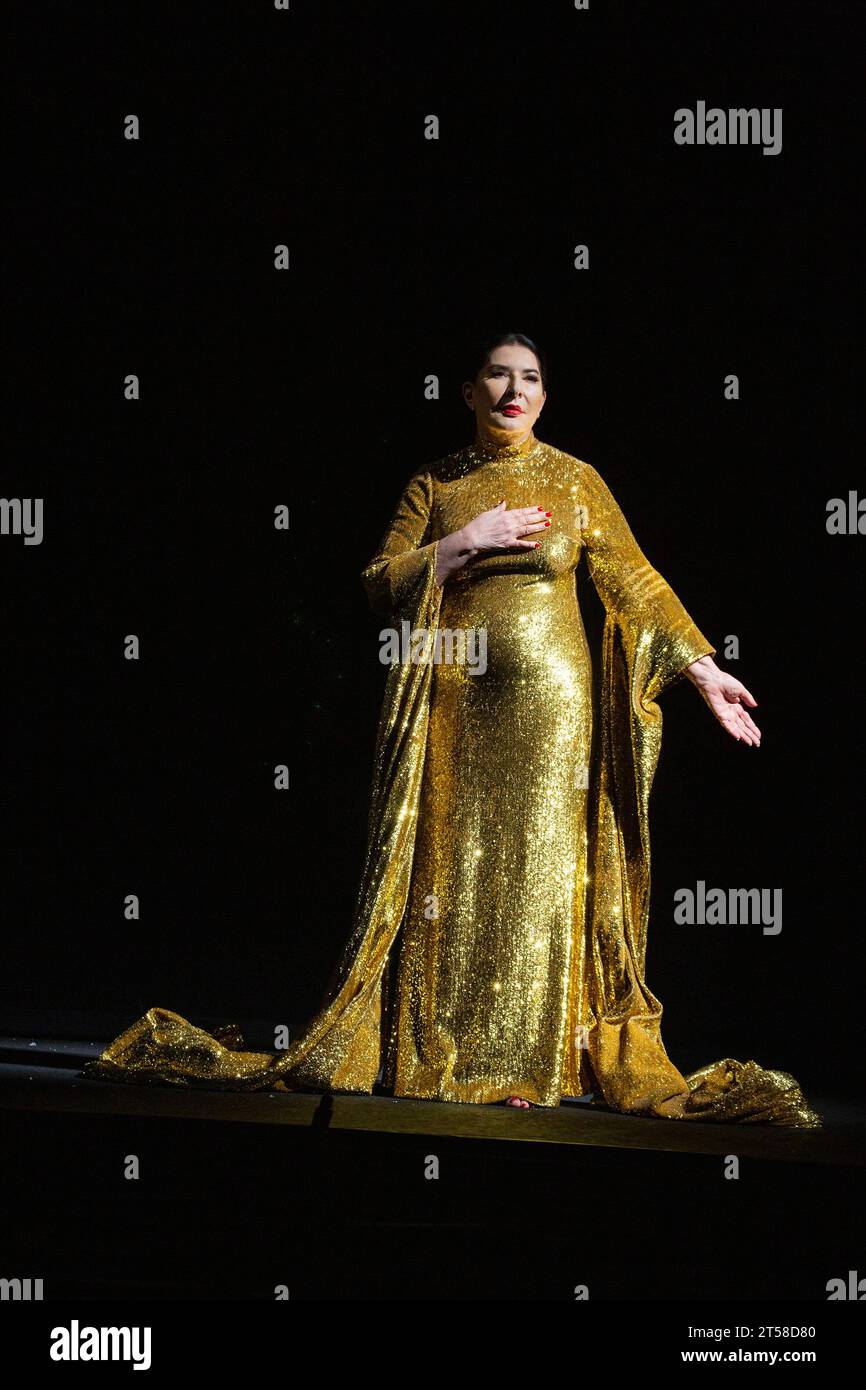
463 342 547 442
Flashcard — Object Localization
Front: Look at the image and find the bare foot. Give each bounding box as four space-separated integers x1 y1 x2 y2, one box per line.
505 1095 531 1108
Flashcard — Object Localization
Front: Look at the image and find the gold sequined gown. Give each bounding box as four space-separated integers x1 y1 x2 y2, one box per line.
85 429 822 1126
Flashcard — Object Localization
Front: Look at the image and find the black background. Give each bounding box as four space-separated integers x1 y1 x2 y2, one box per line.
5 0 862 1097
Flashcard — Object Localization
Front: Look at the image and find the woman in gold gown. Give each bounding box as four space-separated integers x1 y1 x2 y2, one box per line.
85 333 821 1127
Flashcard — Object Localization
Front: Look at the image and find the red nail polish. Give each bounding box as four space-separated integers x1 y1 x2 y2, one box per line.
544 521 550 526
545 511 551 517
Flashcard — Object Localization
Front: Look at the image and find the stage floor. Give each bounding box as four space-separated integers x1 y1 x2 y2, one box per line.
1 1030 863 1164
2 1030 863 1299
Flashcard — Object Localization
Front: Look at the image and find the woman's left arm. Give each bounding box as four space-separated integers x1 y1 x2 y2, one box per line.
578 457 760 746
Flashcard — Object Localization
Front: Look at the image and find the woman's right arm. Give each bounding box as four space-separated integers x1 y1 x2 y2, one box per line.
361 474 551 614
360 470 438 618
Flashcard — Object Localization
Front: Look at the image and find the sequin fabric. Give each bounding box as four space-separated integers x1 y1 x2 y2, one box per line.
85 430 822 1127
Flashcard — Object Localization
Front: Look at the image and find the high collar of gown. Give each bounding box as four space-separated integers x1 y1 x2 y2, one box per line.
469 425 541 463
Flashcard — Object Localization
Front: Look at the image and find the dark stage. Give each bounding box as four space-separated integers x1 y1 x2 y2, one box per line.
4 0 864 1340
2 1020 864 1302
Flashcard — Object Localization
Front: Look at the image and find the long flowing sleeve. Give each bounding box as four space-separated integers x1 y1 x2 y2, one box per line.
576 457 821 1126
360 469 441 620
267 467 446 1089
263 467 446 1088
577 458 716 701
83 467 446 1095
